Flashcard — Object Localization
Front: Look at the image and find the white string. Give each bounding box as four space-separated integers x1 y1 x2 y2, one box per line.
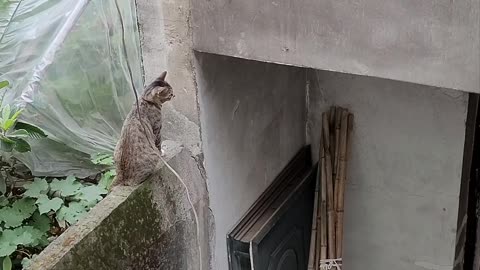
160 156 203 270
319 258 342 270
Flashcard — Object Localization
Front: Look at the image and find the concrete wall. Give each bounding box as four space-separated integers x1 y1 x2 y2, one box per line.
192 0 480 93
196 53 307 270
135 0 213 268
307 70 468 270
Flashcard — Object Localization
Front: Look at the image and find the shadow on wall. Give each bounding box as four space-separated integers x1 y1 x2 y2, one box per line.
195 52 308 270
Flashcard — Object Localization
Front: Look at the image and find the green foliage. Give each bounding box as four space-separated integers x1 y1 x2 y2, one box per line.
0 136 114 270
12 122 47 139
0 205 28 228
0 81 47 202
23 178 48 198
0 196 7 207
29 212 51 234
0 80 46 154
91 153 114 166
50 176 82 197
98 169 116 190
21 256 32 269
35 195 63 215
21 257 30 269
2 256 12 270
0 175 107 269
57 202 88 225
92 153 116 190
76 185 107 206
0 81 8 90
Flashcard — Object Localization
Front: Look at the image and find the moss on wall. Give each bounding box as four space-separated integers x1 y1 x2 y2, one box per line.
30 183 193 270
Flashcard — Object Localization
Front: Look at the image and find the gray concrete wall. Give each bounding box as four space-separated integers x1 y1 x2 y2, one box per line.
135 0 213 269
307 70 468 270
196 53 307 270
192 0 480 93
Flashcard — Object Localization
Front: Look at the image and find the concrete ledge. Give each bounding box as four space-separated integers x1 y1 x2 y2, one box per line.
26 142 201 270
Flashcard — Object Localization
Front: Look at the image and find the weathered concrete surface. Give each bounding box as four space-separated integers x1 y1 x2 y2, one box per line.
136 0 199 125
307 70 468 270
136 0 213 268
28 147 208 270
192 0 480 93
196 53 307 270
26 186 137 270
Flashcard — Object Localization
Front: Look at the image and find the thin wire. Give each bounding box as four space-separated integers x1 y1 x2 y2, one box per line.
113 0 140 117
161 156 202 270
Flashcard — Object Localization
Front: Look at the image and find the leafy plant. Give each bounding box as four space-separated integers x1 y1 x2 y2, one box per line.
0 176 107 269
0 80 47 202
0 81 46 154
91 153 114 166
91 153 116 190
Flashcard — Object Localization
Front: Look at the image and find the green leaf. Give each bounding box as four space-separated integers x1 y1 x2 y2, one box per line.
49 176 82 197
0 81 9 90
0 227 44 253
0 244 16 258
13 226 44 247
2 104 10 123
2 256 12 270
23 178 49 198
91 153 114 166
12 198 36 217
56 202 87 225
0 196 8 207
9 108 22 123
13 122 47 139
0 139 13 152
2 119 15 133
35 195 63 215
8 129 29 138
13 228 35 246
10 137 30 153
0 135 14 144
29 211 51 233
0 174 5 195
0 230 17 257
76 185 107 205
0 207 25 228
21 257 31 268
98 170 116 190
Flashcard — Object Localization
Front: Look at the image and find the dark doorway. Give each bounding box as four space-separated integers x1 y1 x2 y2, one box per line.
455 93 480 270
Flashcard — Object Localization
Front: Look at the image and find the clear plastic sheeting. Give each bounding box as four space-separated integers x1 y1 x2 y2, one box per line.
0 0 143 177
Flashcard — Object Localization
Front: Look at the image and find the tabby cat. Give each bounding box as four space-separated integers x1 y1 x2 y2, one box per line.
112 71 174 186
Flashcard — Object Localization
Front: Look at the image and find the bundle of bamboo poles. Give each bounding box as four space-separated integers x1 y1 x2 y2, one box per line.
308 106 353 270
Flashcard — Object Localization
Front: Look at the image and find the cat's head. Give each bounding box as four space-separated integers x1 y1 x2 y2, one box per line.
143 71 174 105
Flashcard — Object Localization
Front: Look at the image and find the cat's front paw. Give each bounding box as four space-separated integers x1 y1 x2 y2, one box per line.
161 148 166 157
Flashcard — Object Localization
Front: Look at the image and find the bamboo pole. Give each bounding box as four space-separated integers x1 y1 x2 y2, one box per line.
309 106 353 266
307 151 321 270
319 146 327 261
335 110 350 258
322 112 335 259
334 107 342 181
329 107 336 163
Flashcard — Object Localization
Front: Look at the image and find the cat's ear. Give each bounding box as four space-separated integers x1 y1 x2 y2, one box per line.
159 71 167 81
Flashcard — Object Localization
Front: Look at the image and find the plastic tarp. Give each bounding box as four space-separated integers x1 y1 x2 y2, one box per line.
0 0 143 177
